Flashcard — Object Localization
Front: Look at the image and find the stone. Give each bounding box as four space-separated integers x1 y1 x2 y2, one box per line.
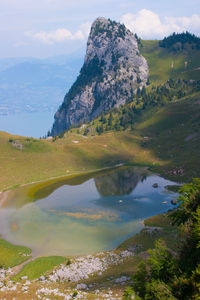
52 17 148 136
76 283 87 290
152 183 158 188
171 199 178 205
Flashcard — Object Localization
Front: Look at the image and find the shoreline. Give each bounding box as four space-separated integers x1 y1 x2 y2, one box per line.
2 163 127 193
1 162 154 193
0 165 178 276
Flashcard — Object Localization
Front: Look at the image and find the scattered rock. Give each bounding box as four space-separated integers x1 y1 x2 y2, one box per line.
48 251 127 283
38 276 45 281
167 167 184 176
76 283 87 290
12 141 23 151
185 133 197 142
120 250 134 258
171 199 178 205
21 276 28 280
152 183 158 188
115 276 131 283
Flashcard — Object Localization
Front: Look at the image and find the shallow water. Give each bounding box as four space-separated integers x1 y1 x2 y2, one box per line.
0 167 178 256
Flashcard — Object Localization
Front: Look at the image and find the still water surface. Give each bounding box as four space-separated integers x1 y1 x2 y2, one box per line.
0 167 178 256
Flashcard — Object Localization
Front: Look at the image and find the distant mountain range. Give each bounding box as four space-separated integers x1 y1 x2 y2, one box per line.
0 54 84 115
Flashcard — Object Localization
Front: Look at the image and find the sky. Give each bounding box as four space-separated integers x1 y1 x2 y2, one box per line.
0 0 200 58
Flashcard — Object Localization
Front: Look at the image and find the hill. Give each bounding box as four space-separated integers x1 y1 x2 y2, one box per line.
140 39 200 84
1 89 200 191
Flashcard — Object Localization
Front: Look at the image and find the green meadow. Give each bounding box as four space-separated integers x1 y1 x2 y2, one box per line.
140 40 200 84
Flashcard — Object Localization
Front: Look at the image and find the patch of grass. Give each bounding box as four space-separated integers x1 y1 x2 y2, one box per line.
118 213 179 253
0 237 31 269
136 93 200 181
22 139 51 153
12 256 67 281
144 213 173 228
165 185 182 193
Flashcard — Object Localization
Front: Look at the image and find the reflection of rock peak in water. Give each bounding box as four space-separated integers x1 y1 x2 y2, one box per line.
94 167 142 196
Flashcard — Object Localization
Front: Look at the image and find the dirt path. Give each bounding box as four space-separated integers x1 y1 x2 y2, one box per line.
0 191 9 207
10 258 33 278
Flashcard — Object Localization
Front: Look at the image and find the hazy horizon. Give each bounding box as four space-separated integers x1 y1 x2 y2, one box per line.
0 0 200 58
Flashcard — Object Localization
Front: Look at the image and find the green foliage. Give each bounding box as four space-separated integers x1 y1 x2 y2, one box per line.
171 178 200 226
125 179 200 300
123 287 142 300
125 239 177 299
100 112 107 124
194 207 200 248
147 239 177 282
92 18 126 40
58 131 64 139
191 264 200 299
159 32 200 51
132 261 148 297
12 256 66 281
83 127 89 136
145 280 176 300
72 291 78 298
96 124 104 135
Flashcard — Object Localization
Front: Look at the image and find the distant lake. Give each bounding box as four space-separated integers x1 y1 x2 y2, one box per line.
0 166 178 257
0 111 54 138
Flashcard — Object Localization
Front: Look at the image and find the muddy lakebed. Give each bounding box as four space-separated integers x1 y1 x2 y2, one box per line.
0 166 178 257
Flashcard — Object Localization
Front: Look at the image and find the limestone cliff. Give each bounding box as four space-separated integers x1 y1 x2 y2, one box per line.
52 17 148 136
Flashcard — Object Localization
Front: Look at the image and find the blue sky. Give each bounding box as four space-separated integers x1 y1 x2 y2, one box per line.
0 0 200 58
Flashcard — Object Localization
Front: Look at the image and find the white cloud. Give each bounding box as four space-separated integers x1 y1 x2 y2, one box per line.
26 22 91 44
121 9 200 39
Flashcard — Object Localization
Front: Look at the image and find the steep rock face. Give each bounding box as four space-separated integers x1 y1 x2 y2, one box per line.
52 17 148 136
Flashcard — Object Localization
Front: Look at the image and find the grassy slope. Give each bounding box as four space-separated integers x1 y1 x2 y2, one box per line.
136 93 200 181
12 256 67 281
0 130 159 191
140 40 200 84
0 91 200 190
0 237 31 269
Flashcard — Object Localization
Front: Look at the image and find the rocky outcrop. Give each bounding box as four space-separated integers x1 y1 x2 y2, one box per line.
52 17 149 136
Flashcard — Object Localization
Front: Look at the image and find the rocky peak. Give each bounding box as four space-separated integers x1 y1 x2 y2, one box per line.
51 17 149 136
